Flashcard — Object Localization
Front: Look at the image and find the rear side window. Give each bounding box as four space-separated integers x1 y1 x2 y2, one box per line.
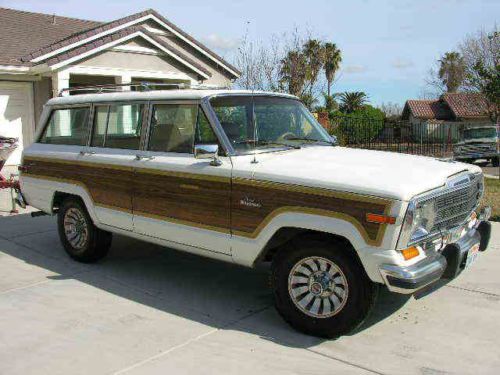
91 104 144 149
39 107 90 145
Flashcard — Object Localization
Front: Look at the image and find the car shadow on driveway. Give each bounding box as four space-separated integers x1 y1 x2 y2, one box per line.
0 214 412 346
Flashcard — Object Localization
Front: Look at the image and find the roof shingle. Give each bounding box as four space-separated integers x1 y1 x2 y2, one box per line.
0 7 101 65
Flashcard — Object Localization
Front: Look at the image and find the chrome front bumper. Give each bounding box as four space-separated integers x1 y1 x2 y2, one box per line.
380 215 492 295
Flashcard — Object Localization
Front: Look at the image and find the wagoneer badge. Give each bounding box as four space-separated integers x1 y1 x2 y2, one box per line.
240 196 262 208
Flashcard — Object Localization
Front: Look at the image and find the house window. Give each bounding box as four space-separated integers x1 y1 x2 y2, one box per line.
39 107 90 145
91 104 144 149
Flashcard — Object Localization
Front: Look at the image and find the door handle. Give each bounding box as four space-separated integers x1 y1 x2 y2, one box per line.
79 150 96 156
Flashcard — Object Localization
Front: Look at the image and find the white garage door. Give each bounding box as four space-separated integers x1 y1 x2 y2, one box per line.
0 82 34 165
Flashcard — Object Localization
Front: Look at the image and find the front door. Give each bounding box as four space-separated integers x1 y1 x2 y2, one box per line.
133 102 232 254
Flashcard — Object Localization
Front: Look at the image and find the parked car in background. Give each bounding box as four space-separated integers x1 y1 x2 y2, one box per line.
18 87 492 338
454 125 499 167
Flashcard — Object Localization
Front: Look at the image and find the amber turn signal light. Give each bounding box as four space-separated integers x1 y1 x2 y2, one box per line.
401 246 420 261
366 213 396 224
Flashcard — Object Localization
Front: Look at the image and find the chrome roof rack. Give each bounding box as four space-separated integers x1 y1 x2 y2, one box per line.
58 82 229 97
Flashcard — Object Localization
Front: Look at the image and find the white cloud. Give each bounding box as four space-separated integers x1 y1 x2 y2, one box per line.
201 34 240 52
392 58 414 69
343 65 367 74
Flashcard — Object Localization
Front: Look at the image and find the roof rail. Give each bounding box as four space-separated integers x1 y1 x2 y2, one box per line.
58 82 229 97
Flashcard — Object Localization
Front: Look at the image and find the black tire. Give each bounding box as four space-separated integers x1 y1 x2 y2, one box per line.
57 197 112 263
492 157 499 167
271 236 378 338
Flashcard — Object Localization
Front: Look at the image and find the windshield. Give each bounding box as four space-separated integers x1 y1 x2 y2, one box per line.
209 96 333 153
463 127 497 140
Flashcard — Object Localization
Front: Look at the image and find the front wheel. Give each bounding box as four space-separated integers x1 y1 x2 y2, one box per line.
271 237 378 338
492 157 499 167
57 198 112 263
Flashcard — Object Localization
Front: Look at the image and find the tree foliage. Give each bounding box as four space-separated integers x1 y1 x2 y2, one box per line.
438 52 466 92
323 43 342 97
459 28 499 122
234 30 342 110
337 91 369 113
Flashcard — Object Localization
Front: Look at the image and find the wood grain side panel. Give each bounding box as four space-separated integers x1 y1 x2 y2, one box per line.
23 157 393 246
24 157 134 212
133 170 231 230
231 178 391 244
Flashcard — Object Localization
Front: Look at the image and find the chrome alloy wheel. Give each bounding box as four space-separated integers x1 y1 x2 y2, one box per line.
63 207 89 251
288 256 349 318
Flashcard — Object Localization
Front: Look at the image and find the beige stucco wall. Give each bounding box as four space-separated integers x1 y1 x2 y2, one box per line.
72 36 233 87
33 77 51 128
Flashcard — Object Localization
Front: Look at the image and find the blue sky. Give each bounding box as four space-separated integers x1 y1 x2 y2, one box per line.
1 0 498 105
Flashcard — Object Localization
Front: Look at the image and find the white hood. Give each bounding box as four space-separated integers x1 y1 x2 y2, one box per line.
233 146 482 201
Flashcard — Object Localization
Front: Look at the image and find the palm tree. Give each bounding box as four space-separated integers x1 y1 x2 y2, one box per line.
338 91 369 113
323 43 342 97
438 52 465 93
322 92 338 112
303 39 325 95
279 51 307 96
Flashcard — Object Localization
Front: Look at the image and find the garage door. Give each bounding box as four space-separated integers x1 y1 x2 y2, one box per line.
0 82 34 165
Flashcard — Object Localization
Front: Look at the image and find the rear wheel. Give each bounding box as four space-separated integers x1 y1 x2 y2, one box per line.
57 198 112 263
271 237 378 338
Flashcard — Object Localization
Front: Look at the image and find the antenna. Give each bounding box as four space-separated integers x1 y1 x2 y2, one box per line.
251 89 258 164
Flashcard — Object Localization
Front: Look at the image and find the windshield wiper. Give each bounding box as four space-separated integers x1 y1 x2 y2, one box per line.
233 139 301 149
283 136 334 145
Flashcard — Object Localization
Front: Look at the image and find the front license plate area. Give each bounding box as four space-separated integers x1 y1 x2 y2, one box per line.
465 244 480 269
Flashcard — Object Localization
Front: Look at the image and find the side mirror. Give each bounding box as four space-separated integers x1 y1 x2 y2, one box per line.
194 144 221 166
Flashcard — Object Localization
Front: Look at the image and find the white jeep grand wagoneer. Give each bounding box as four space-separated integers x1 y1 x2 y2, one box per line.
19 87 492 338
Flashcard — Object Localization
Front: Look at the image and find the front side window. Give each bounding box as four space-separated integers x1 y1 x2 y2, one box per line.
148 104 197 153
39 107 90 145
210 96 332 153
91 103 144 149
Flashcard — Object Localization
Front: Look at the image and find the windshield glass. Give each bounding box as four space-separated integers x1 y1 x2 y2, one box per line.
463 127 497 140
209 96 332 153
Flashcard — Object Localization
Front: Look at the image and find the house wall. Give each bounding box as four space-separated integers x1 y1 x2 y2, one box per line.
76 50 198 82
33 77 51 128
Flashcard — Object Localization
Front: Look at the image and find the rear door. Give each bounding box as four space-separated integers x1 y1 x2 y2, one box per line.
82 102 147 231
132 101 232 254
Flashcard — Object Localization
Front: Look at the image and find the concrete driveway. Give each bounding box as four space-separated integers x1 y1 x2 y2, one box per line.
0 215 499 375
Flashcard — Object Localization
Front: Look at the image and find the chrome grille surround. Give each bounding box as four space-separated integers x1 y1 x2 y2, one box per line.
413 172 484 243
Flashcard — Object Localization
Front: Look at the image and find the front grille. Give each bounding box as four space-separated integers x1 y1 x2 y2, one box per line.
460 143 495 154
420 173 483 233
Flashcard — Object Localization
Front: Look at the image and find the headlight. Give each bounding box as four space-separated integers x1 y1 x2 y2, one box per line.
453 146 461 153
398 199 437 247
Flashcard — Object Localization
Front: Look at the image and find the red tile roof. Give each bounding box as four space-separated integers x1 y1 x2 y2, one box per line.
403 99 453 120
442 93 490 119
403 93 491 121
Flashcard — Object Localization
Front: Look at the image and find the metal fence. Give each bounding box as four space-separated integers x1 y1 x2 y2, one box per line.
328 115 470 158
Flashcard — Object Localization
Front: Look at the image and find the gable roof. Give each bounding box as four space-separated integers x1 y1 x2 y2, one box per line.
0 7 240 79
402 99 453 120
0 7 100 66
41 26 212 78
402 93 490 121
